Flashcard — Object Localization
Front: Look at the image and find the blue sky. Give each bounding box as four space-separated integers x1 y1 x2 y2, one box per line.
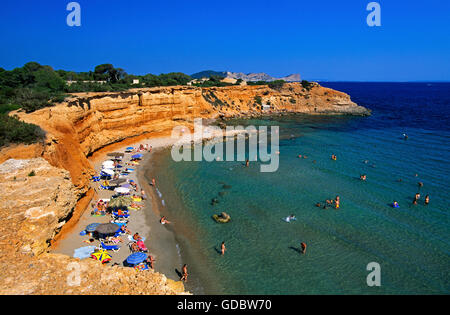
0 0 449 81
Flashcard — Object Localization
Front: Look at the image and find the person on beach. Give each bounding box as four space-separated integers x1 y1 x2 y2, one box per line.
146 255 155 269
221 242 226 256
120 225 131 234
130 242 139 252
180 264 188 282
141 189 146 200
425 195 430 205
133 232 142 241
160 216 171 224
300 242 307 254
152 178 156 186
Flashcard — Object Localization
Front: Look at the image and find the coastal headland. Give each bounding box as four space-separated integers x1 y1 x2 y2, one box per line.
0 83 369 294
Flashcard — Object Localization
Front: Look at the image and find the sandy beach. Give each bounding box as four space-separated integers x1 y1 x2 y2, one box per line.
51 136 185 281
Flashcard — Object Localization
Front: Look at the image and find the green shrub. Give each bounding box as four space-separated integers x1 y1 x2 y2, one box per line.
0 114 44 147
268 80 285 90
254 95 262 105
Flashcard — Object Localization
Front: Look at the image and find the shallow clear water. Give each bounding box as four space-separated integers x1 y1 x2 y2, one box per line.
149 83 450 294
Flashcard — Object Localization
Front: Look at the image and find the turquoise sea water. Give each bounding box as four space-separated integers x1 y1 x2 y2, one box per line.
148 83 450 294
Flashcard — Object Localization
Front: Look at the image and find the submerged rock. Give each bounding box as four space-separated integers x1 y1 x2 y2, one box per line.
212 212 231 223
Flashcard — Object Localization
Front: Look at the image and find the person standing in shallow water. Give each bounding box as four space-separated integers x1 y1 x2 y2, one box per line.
300 242 307 254
221 241 226 256
425 195 430 205
245 159 249 167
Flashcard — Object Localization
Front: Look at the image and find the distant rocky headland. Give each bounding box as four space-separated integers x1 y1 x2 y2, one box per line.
191 70 301 82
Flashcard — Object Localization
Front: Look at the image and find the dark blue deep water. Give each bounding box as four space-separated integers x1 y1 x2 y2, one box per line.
149 82 450 294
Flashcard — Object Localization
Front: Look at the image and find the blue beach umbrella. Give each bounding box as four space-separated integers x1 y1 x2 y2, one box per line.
85 223 100 232
126 252 147 265
131 154 143 159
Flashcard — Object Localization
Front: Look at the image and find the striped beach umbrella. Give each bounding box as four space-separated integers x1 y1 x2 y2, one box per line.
126 252 147 265
91 250 112 264
85 223 100 233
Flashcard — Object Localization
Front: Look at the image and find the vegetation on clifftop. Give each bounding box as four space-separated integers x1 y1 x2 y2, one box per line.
0 62 194 147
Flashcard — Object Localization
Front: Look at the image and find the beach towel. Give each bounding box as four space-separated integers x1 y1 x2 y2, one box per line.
73 246 96 259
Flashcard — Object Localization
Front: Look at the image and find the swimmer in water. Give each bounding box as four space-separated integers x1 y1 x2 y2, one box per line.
393 201 399 208
335 196 340 209
360 174 367 181
286 214 296 222
425 195 430 205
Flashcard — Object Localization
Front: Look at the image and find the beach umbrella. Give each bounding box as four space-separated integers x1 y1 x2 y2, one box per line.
95 223 120 235
107 152 124 158
114 187 130 194
109 179 127 186
131 154 143 159
73 246 96 259
85 223 100 232
126 252 147 265
101 169 115 176
108 196 133 208
91 250 112 264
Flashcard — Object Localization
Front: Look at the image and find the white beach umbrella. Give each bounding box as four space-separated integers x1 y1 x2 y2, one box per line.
102 160 115 167
102 169 115 176
114 187 130 194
